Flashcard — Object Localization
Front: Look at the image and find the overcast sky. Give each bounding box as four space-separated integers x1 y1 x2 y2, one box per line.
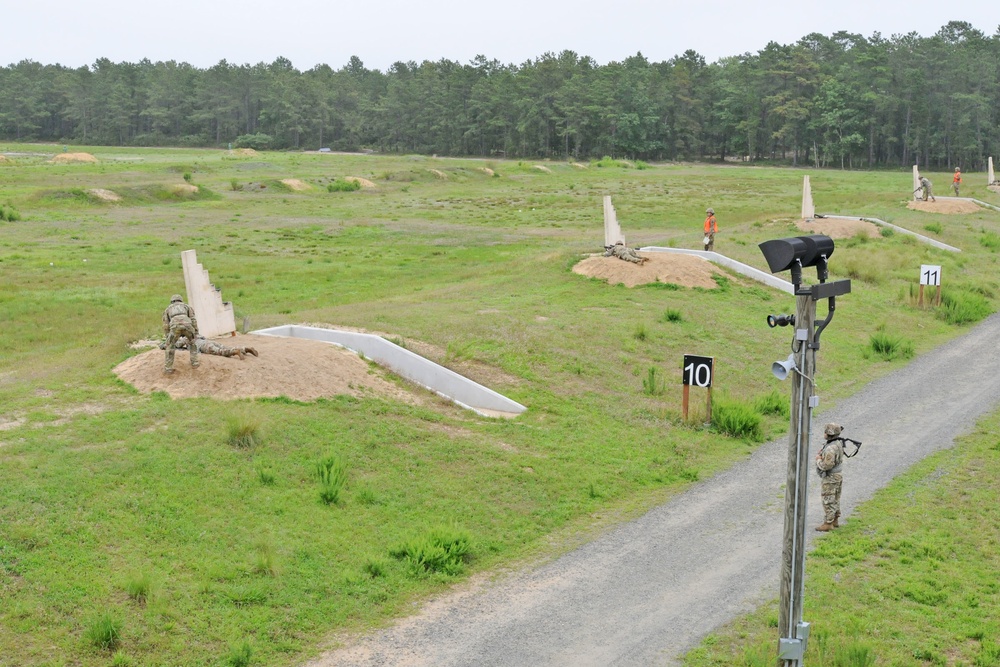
4 1 999 71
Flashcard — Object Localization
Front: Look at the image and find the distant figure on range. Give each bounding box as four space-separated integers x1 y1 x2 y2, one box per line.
703 208 717 251
160 335 258 360
917 174 936 202
952 168 962 196
162 294 199 374
815 422 856 532
603 241 647 264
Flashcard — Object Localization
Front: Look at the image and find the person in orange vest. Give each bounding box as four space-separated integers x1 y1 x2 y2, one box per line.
952 168 962 196
703 208 718 251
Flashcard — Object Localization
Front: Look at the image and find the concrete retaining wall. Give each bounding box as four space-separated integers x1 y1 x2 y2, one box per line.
822 215 961 252
638 247 794 294
253 325 527 417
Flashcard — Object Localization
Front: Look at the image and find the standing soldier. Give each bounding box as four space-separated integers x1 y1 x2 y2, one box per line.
162 294 199 374
952 168 962 196
703 208 718 251
815 423 845 531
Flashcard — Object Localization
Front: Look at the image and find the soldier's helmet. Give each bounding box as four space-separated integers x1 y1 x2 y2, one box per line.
824 423 842 437
956 167 961 172
170 294 183 303
706 208 714 214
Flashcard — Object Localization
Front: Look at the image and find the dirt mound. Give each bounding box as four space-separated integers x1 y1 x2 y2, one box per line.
51 152 98 164
281 178 311 191
0 155 9 164
796 217 879 239
571 162 588 169
534 165 552 173
907 199 981 214
988 185 1000 194
228 148 258 157
113 334 416 403
479 167 495 176
345 177 376 188
170 183 199 195
573 253 726 288
87 188 121 202
428 169 448 180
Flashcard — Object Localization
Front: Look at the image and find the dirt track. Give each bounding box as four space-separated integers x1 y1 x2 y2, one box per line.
307 312 1000 666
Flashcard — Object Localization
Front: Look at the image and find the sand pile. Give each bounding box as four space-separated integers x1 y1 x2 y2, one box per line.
87 189 122 202
907 199 981 214
345 177 376 188
533 165 552 173
281 178 310 191
0 155 9 164
571 162 588 169
428 169 448 180
573 253 726 288
114 334 415 403
171 184 199 195
796 217 879 239
228 148 259 157
52 152 98 164
479 167 495 176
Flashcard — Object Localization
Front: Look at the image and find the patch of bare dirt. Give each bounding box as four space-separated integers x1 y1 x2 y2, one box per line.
345 177 376 188
228 148 259 157
907 199 981 214
87 188 121 202
0 155 9 163
988 185 1000 194
51 152 98 164
573 253 725 288
281 178 311 191
571 162 588 169
113 334 417 403
533 165 552 173
171 184 199 195
428 169 448 180
796 217 879 239
479 167 495 176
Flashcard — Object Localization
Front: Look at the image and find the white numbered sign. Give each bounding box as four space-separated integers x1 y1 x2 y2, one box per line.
920 264 941 286
682 355 714 388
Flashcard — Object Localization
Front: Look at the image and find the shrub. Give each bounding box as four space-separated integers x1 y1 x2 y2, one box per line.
316 453 348 505
233 133 272 150
390 524 472 576
225 413 261 448
938 289 993 325
229 178 243 192
713 396 763 442
84 612 123 651
182 172 192 183
327 179 361 192
662 309 683 323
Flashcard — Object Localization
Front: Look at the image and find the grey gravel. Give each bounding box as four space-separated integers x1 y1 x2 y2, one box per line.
308 312 1000 667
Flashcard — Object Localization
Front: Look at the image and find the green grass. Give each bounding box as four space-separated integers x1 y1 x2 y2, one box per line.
1 146 998 665
683 406 1000 666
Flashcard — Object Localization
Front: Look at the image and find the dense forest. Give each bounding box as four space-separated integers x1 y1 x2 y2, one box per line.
1 21 998 168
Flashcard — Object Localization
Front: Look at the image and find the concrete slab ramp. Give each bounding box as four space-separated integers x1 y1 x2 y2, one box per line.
253 325 526 417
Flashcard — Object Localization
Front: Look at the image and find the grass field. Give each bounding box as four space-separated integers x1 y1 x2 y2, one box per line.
2 145 1000 666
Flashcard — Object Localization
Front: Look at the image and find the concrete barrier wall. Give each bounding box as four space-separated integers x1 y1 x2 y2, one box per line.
822 215 961 252
182 250 237 338
253 325 527 417
603 196 625 247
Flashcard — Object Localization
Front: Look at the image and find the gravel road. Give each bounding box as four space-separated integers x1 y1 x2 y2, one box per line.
308 312 1000 667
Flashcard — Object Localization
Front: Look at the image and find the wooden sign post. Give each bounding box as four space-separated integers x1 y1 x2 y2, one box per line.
919 264 942 307
681 354 714 422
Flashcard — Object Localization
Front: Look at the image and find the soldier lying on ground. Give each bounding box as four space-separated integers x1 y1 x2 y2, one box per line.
160 335 259 360
603 241 648 264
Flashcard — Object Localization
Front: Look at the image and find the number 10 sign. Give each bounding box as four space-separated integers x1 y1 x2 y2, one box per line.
682 355 714 422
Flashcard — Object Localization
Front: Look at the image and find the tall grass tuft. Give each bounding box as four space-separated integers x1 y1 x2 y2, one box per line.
252 540 279 577
84 612 123 651
225 640 253 667
980 231 1000 251
327 179 361 192
390 524 472 576
867 329 915 361
225 412 262 449
712 396 764 442
753 389 788 417
642 367 665 396
124 571 153 604
256 466 275 486
316 453 348 505
0 204 21 221
633 323 648 341
662 308 683 323
938 289 992 325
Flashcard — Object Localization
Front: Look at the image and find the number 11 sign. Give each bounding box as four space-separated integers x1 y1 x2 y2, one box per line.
919 264 942 306
682 355 714 422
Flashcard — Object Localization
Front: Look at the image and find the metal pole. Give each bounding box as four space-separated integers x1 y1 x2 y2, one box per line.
778 294 816 666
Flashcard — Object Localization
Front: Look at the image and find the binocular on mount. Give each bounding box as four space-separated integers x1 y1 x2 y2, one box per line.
758 234 836 289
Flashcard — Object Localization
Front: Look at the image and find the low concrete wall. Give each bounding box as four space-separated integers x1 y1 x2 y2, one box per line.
253 325 527 417
823 215 961 252
639 247 795 294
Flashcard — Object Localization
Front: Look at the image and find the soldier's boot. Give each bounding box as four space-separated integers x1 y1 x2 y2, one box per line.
815 522 834 532
164 368 175 375
246 347 258 357
236 349 246 360
833 511 840 528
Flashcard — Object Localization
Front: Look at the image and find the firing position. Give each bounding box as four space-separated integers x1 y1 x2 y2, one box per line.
603 241 647 264
160 334 259 360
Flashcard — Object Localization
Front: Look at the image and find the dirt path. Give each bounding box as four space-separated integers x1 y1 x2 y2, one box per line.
307 313 1000 667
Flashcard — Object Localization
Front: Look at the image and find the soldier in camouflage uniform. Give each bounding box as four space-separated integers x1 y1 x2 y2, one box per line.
918 175 936 202
160 335 259 360
162 294 199 373
603 241 647 264
815 422 844 531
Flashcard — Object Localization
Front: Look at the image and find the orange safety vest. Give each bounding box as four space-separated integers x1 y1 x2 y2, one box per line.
704 214 717 234
954 171 962 183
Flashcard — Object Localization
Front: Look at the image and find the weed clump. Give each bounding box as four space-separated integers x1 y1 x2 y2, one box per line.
316 453 348 505
642 367 665 396
327 179 361 192
225 640 253 667
124 571 153 604
390 524 472 576
0 203 20 221
84 612 123 651
225 413 262 448
712 396 764 442
866 328 915 361
938 289 992 325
